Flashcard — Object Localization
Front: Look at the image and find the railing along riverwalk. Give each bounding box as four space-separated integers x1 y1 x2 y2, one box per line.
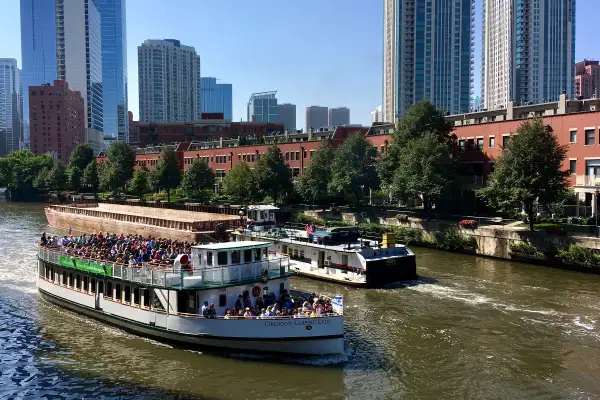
38 246 292 290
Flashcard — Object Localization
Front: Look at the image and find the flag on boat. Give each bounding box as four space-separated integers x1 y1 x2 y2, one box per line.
306 223 313 234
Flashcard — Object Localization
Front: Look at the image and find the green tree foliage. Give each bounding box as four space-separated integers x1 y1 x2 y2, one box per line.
478 119 568 231
82 160 100 193
298 142 334 204
222 161 255 202
68 166 83 192
46 161 67 191
33 168 51 191
379 100 455 188
127 169 149 197
148 146 181 202
181 158 215 202
253 146 293 203
69 143 95 171
99 141 135 194
329 132 378 206
0 150 54 200
390 132 456 211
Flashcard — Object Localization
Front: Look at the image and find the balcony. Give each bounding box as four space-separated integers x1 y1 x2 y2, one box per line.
575 175 600 187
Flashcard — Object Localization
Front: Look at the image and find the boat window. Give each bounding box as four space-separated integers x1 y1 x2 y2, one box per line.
124 286 131 303
197 253 202 266
279 282 285 294
115 284 122 301
62 272 67 285
293 249 299 258
341 254 348 266
206 251 213 266
91 278 96 294
142 289 150 307
254 248 262 261
133 287 140 306
243 290 249 298
299 250 304 259
83 276 89 292
75 275 80 289
105 282 112 298
69 273 73 287
263 286 269 296
231 250 240 264
152 294 164 310
282 245 287 255
244 249 252 262
219 294 227 307
217 251 228 265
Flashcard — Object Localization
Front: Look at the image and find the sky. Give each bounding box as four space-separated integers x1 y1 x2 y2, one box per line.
0 0 598 127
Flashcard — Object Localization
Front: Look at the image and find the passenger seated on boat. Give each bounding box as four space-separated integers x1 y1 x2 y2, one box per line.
207 303 217 319
235 295 243 312
224 309 232 319
201 301 209 317
243 307 253 318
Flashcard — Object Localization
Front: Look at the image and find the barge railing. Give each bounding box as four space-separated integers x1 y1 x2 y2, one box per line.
38 246 292 289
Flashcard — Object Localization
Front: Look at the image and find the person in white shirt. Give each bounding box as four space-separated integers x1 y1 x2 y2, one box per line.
201 301 209 317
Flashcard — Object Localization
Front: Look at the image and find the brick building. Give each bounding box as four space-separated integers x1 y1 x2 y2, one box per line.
30 80 85 161
575 60 600 100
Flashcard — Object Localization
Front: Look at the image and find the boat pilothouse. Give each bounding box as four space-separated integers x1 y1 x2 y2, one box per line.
236 205 417 287
36 239 345 355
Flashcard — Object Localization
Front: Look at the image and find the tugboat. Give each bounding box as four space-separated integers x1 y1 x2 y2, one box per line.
37 239 344 355
235 205 417 287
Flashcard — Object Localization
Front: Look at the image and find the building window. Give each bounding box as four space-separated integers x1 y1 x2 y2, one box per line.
502 136 510 148
489 136 495 148
476 138 484 151
467 138 474 151
569 160 577 174
585 129 595 145
458 139 466 152
570 130 577 143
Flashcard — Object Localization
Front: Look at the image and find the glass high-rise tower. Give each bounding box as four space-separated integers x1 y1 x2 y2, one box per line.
93 0 128 142
247 91 278 123
383 0 474 121
200 77 233 120
482 0 575 109
0 59 22 156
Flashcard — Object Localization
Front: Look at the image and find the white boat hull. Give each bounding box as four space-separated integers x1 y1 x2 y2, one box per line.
36 278 344 355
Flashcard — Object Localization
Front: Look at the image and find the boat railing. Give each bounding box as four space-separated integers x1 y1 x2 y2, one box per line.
38 246 292 289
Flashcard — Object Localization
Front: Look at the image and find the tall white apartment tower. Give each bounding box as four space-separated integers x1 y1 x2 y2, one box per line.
383 0 475 122
482 0 576 109
138 39 201 123
0 59 22 156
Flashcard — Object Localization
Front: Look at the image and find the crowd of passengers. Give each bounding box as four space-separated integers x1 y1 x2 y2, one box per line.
200 290 335 319
40 232 193 266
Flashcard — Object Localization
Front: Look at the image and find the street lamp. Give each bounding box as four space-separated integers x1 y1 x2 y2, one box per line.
239 209 245 229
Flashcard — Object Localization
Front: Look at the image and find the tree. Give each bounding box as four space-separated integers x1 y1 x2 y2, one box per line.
390 132 456 211
329 132 378 206
478 119 569 231
127 169 149 197
69 143 95 171
68 166 83 192
222 161 255 202
0 150 54 200
148 146 181 202
33 168 51 191
99 141 135 194
252 146 293 203
46 161 67 191
297 142 334 204
181 158 215 202
82 160 100 193
379 100 455 188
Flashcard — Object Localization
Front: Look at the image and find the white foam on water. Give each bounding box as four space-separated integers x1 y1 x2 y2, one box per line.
572 316 596 331
408 283 500 307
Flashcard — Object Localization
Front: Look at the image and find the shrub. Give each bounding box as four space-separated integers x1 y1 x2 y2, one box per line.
295 214 324 226
434 227 476 251
509 241 545 259
556 245 600 266
393 226 422 244
396 213 409 222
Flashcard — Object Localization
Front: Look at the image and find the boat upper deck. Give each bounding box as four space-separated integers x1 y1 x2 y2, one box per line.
38 245 292 290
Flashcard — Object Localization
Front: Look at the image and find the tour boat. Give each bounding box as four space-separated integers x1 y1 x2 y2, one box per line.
36 240 345 355
235 205 417 287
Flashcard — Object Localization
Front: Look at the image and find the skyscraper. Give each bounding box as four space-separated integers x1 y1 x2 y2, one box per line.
20 0 104 149
0 59 22 156
383 0 474 121
371 106 383 123
575 60 600 100
247 91 278 123
138 39 201 123
200 77 233 120
20 0 58 143
305 106 328 132
328 107 350 126
277 103 296 132
93 0 128 142
482 0 575 109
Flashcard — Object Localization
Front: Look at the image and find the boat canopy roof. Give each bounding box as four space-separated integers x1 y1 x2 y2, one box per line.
192 241 271 251
247 205 279 211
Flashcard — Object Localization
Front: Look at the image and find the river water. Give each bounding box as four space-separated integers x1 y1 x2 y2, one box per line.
1 203 600 399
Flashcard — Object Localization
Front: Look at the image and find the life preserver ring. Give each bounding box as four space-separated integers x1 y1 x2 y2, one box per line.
252 285 261 298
